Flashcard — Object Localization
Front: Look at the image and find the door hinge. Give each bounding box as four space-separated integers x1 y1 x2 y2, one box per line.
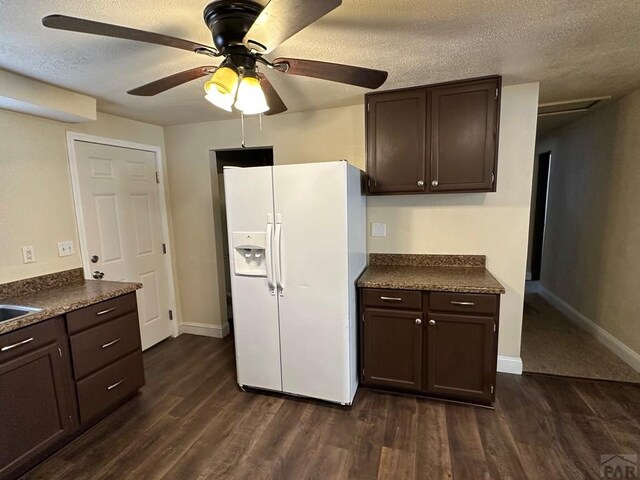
58 347 62 357
162 243 167 254
362 368 365 377
491 172 495 185
491 385 494 394
367 103 370 112
169 310 174 321
495 88 499 99
493 322 497 333
155 171 160 184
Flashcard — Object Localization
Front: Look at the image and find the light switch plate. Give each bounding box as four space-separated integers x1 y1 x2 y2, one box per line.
22 245 35 263
57 240 74 257
371 223 387 237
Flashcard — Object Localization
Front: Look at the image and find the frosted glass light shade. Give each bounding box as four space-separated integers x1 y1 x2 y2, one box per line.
204 66 239 95
234 75 269 115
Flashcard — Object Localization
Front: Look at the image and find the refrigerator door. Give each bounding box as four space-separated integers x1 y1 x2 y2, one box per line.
273 162 352 403
223 166 282 392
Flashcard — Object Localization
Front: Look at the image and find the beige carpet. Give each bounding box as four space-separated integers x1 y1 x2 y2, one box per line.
521 292 640 384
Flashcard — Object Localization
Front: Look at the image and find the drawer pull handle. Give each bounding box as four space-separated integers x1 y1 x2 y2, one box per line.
429 320 436 326
380 296 402 302
1 337 34 352
450 301 475 306
101 338 121 349
107 378 126 391
96 307 116 316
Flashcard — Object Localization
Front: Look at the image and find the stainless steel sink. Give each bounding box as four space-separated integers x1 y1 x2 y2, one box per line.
0 305 42 323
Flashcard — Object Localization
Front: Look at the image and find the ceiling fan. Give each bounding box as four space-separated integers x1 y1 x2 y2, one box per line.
42 0 388 116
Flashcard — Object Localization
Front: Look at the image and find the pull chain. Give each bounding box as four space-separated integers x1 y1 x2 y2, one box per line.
240 111 246 148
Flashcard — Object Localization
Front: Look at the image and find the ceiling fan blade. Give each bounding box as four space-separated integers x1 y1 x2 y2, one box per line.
257 73 287 115
42 14 217 55
243 0 341 53
128 66 217 96
273 58 388 89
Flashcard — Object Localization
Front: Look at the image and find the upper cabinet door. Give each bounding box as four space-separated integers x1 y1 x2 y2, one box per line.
429 78 500 192
366 89 427 194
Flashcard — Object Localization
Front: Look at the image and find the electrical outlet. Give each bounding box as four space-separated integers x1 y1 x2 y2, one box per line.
370 223 387 237
22 246 35 263
57 240 75 257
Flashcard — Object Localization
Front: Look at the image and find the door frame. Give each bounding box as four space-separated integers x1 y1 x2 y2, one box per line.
65 131 180 338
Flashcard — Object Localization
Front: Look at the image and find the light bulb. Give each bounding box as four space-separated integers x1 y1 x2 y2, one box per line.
234 74 269 115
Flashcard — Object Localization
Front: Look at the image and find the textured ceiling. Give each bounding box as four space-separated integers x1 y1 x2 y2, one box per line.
1 0 640 126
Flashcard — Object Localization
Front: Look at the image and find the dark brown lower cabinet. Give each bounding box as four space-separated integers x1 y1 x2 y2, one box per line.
0 317 76 480
0 292 144 480
362 309 423 391
360 288 500 406
426 313 495 404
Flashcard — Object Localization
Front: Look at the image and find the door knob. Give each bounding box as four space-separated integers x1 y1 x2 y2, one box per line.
431 180 439 187
429 320 436 326
92 271 105 279
90 255 99 263
417 180 424 187
415 318 422 325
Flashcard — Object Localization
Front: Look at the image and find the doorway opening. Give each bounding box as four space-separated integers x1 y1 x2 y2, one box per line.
210 147 274 332
529 151 551 281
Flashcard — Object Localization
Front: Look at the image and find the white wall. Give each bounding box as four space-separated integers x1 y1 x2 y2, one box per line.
0 108 170 285
164 83 540 359
368 83 540 358
536 87 640 358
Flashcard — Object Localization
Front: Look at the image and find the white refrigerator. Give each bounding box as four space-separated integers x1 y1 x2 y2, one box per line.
223 160 366 405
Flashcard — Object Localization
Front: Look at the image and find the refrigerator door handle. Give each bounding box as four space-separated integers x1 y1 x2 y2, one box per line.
266 216 276 295
275 216 284 296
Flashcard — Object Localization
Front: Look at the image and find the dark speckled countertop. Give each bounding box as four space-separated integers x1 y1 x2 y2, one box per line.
0 269 141 334
357 254 505 294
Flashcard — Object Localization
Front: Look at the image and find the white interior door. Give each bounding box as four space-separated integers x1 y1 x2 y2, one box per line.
74 141 172 350
273 162 351 403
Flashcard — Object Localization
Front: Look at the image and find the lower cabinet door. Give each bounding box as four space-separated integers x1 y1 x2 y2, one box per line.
362 309 423 391
426 313 495 403
0 343 73 477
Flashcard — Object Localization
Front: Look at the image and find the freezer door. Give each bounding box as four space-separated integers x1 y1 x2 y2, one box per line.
223 166 282 392
273 162 352 403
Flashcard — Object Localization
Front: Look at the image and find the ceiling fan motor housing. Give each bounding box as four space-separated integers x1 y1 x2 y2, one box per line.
203 0 263 54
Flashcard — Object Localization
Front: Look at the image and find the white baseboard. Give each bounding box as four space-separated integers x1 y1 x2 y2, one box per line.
537 285 640 373
179 321 230 339
497 355 523 375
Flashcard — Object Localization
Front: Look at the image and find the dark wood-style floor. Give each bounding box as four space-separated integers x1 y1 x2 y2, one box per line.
22 334 640 480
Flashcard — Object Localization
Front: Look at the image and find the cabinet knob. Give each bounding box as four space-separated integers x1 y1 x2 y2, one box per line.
417 180 424 187
415 318 422 325
429 319 436 326
431 180 439 187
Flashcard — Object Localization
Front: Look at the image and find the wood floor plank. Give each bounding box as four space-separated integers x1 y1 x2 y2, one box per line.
19 334 640 480
415 400 452 480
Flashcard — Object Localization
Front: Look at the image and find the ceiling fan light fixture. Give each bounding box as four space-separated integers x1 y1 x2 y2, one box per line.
234 72 269 115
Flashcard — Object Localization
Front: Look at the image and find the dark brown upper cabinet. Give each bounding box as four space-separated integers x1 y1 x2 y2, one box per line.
366 76 501 195
366 89 427 194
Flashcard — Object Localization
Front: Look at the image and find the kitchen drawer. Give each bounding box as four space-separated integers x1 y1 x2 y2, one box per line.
0 318 58 363
76 350 145 423
429 292 498 315
67 293 137 334
70 312 141 380
362 288 422 310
